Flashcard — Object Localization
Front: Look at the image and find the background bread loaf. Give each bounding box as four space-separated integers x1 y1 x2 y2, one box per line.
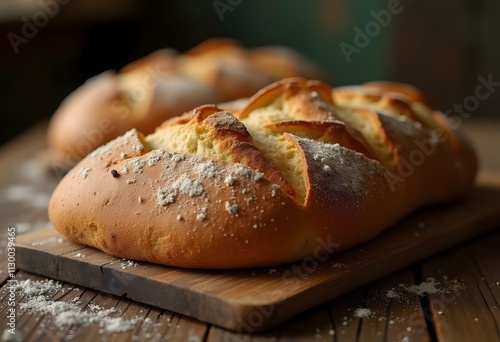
48 78 477 269
46 38 323 173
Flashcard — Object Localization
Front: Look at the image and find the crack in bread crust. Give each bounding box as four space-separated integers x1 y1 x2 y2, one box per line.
147 105 296 198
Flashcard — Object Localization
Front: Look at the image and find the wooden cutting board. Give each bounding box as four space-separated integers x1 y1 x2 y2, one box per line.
15 175 500 333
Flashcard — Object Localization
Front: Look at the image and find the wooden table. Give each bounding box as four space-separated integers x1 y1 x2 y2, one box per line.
0 119 499 342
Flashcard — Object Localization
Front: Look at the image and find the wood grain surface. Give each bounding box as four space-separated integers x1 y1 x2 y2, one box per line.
14 174 500 332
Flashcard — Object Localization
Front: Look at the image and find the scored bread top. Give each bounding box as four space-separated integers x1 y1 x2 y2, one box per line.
49 78 477 269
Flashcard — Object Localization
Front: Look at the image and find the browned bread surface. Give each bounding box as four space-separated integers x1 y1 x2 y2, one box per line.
49 78 477 269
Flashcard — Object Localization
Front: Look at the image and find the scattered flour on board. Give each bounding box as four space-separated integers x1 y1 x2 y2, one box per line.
31 237 64 246
120 259 139 269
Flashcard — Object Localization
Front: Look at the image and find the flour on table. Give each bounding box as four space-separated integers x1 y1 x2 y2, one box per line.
353 308 373 318
15 279 157 334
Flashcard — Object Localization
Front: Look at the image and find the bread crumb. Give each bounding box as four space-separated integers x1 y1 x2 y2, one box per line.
176 215 182 221
127 179 137 184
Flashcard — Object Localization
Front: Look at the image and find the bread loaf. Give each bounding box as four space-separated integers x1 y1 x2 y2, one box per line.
48 78 477 269
46 39 322 172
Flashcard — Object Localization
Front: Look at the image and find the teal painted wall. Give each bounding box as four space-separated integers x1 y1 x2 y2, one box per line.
186 0 394 85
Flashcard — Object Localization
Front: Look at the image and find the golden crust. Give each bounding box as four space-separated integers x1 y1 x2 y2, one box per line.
49 78 477 269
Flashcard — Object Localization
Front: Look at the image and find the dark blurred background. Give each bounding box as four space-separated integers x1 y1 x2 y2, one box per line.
0 0 498 146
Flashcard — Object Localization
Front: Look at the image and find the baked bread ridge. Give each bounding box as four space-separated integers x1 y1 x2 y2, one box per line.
48 78 477 269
